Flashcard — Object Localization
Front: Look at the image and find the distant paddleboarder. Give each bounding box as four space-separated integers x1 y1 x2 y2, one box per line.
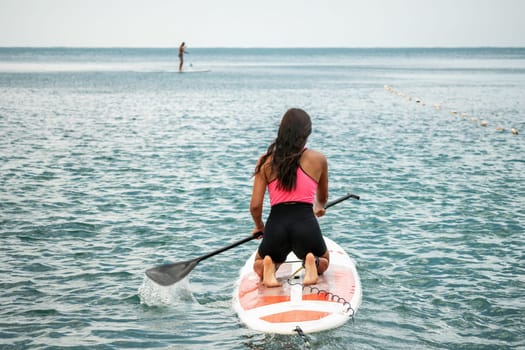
178 42 187 72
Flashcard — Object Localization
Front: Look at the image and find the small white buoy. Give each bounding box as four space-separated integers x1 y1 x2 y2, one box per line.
511 128 519 135
480 121 488 127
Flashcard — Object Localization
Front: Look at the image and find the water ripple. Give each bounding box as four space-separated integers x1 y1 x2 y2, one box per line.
1 48 524 349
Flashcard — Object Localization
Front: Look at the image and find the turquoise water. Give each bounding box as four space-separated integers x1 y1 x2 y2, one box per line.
0 48 524 349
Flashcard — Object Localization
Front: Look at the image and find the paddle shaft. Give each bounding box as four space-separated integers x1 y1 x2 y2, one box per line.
325 193 359 209
196 231 262 263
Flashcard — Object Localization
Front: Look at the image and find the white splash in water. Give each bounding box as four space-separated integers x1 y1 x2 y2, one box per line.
138 274 196 306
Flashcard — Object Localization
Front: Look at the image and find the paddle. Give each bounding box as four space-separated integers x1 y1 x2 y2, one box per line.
145 193 360 286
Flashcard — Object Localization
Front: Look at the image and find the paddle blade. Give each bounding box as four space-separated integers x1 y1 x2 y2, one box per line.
145 258 199 286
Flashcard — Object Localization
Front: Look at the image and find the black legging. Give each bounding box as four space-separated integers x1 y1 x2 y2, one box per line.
257 202 327 263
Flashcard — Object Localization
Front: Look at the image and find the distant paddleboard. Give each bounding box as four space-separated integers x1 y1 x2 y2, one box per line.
178 68 211 73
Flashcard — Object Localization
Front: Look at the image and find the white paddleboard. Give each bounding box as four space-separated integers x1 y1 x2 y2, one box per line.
178 68 210 73
233 237 361 334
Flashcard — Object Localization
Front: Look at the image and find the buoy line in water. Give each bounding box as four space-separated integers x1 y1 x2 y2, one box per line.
384 85 519 136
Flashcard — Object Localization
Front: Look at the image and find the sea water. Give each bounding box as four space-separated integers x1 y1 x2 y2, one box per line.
0 47 524 349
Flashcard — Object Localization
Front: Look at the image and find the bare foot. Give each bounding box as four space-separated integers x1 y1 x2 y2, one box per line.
263 256 281 287
303 253 318 286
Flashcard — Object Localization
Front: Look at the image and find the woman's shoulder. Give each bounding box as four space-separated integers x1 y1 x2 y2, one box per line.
300 149 327 181
255 154 274 183
255 154 273 173
303 148 327 163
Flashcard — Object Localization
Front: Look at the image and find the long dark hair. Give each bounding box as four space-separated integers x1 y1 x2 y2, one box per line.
255 108 312 191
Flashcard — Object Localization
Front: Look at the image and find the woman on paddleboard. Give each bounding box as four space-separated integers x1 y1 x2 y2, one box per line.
250 108 329 287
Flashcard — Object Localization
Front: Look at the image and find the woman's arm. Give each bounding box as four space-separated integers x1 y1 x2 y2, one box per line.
250 159 267 233
314 153 328 217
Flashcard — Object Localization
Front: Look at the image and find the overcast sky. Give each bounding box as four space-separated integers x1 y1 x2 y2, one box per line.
0 0 524 47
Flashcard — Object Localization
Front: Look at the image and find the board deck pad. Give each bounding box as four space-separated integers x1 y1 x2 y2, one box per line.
233 237 361 334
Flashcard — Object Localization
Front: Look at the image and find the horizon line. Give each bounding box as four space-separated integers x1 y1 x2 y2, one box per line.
1 45 524 49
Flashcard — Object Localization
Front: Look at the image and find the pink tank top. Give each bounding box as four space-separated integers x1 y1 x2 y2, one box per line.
268 167 318 206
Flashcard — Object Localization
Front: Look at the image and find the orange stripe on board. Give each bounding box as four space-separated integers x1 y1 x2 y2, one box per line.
303 292 331 301
261 310 331 323
240 293 291 310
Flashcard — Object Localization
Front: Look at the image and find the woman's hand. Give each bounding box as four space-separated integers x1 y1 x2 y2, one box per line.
252 226 264 239
314 205 326 217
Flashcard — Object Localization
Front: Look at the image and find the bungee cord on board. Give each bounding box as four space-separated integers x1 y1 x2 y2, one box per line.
384 85 520 136
286 267 357 317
